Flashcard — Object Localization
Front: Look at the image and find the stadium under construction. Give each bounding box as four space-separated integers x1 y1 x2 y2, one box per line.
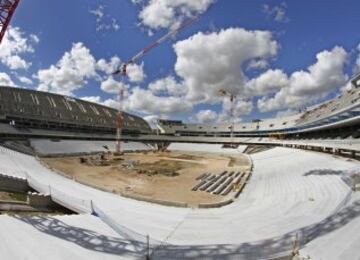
0 73 358 260
1 1 360 260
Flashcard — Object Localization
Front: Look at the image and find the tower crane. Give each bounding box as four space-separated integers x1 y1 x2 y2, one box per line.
112 17 198 154
0 0 20 43
218 89 237 148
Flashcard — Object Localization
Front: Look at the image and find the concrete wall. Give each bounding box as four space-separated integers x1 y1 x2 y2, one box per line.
0 174 30 193
27 192 58 209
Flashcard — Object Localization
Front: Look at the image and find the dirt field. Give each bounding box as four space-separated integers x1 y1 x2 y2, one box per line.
44 151 251 206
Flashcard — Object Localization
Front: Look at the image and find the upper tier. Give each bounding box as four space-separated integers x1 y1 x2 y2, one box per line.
158 83 360 136
0 86 151 134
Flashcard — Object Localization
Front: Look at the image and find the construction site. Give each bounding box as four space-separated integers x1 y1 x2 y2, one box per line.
42 150 252 207
0 1 360 260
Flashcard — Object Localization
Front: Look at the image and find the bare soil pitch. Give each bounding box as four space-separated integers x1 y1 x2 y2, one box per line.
44 151 251 206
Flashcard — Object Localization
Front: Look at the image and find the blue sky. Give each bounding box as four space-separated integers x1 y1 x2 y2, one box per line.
1 0 360 124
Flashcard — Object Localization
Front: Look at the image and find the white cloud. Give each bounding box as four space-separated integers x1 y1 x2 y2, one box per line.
18 76 33 85
80 96 102 104
89 6 104 20
0 27 39 70
232 100 253 118
125 87 192 114
0 72 16 87
208 98 253 123
247 59 269 70
79 96 118 110
89 5 120 32
245 69 288 96
36 42 97 96
173 28 278 103
35 42 144 101
137 0 216 30
111 18 120 31
96 57 145 82
222 98 253 118
276 109 297 118
78 96 118 112
100 76 123 94
96 56 121 74
126 62 146 83
117 27 276 118
131 0 144 4
354 43 360 74
258 46 348 112
103 98 119 109
148 76 186 96
194 109 218 123
6 55 28 70
81 82 190 116
262 2 289 23
30 34 40 44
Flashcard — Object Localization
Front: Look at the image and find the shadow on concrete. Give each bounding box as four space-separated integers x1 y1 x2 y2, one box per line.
303 169 347 177
151 199 360 260
303 168 358 188
13 215 145 257
12 168 360 259
11 200 360 259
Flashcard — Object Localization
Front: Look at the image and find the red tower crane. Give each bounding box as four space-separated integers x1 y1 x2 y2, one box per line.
0 0 20 43
112 17 198 153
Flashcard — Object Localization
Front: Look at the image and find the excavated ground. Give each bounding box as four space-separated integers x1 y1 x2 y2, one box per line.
44 151 251 205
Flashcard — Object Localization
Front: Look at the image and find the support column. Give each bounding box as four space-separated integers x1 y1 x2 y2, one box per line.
352 151 356 158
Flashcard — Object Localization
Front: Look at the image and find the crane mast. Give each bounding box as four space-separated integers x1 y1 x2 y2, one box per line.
113 17 198 154
219 89 236 148
0 0 20 43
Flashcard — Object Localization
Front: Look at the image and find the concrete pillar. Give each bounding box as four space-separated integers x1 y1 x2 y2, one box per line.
28 192 57 209
352 151 356 158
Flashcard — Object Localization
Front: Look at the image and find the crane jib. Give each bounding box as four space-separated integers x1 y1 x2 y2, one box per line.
123 16 199 67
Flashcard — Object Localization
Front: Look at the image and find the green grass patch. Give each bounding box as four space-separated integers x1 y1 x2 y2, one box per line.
9 192 27 202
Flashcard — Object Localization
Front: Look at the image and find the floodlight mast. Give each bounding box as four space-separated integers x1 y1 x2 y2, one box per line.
0 0 20 43
219 89 236 147
112 17 198 154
